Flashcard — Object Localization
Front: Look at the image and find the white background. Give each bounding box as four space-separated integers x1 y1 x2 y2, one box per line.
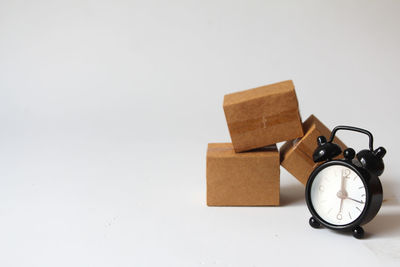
1 0 399 266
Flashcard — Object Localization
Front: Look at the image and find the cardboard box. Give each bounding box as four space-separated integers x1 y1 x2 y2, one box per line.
206 143 280 206
280 115 347 185
223 80 304 152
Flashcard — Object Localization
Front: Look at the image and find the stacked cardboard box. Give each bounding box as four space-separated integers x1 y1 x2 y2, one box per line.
206 80 346 206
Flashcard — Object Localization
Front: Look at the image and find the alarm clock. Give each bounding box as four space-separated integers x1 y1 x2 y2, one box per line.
305 125 386 239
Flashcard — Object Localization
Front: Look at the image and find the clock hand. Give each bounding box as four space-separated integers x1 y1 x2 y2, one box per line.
340 173 345 192
345 197 364 204
336 169 352 220
336 170 347 199
337 198 344 220
340 169 348 192
335 171 347 220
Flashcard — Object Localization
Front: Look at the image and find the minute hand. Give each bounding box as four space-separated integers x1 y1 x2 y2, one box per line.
340 172 346 191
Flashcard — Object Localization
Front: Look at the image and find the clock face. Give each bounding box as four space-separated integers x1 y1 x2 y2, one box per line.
310 165 367 226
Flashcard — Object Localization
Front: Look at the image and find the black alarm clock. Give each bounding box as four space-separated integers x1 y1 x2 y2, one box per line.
305 125 386 239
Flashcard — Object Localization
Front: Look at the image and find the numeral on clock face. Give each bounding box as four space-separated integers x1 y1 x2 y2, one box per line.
342 169 350 178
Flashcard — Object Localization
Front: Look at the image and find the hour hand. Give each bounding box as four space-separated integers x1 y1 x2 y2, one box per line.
346 197 364 204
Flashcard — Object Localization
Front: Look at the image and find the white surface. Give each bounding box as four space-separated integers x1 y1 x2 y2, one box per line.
1 0 400 266
310 165 367 226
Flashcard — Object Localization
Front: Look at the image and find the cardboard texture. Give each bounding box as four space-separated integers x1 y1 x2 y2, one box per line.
223 80 304 152
280 114 347 185
207 143 280 206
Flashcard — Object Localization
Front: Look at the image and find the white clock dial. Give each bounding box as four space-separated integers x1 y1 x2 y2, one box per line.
310 165 366 226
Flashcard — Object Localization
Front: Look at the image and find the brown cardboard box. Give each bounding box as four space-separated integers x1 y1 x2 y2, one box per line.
223 80 304 152
280 115 347 185
206 143 280 206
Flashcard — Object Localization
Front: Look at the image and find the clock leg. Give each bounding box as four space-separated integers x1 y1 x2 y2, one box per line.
309 217 320 228
352 226 364 239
